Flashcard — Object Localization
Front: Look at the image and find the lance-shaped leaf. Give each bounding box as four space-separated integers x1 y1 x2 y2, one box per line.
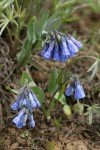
6 86 18 95
84 104 100 124
0 0 14 9
54 92 66 105
46 18 61 31
36 11 49 39
17 38 32 66
87 59 100 81
27 17 36 44
20 71 33 86
47 68 58 95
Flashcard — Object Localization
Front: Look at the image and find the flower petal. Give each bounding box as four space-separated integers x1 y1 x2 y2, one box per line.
30 114 35 127
60 36 70 61
29 92 37 108
70 36 83 48
74 84 85 100
31 92 41 107
42 40 55 60
66 37 79 58
41 44 49 56
65 85 73 96
12 108 26 128
53 41 61 61
10 95 21 110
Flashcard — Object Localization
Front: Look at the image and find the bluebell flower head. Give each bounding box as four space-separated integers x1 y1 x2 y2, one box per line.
41 31 83 62
13 108 35 128
65 75 85 100
11 86 41 110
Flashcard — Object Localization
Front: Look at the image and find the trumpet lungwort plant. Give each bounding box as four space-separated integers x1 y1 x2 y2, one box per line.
11 16 86 128
1 0 99 128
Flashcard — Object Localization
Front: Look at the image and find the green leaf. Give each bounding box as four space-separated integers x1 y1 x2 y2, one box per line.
58 84 65 99
36 11 49 39
0 20 9 35
27 17 36 43
28 81 36 88
6 86 18 94
56 68 65 84
3 0 14 9
47 68 58 95
17 39 32 66
20 71 33 86
46 12 57 26
54 92 66 105
32 86 45 104
46 18 61 31
89 112 93 125
0 0 14 9
54 116 62 129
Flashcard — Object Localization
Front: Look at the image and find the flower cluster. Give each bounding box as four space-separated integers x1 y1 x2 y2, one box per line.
41 31 82 62
65 74 85 100
11 85 41 128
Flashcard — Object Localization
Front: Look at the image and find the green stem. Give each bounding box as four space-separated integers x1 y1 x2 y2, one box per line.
43 88 59 118
6 27 13 44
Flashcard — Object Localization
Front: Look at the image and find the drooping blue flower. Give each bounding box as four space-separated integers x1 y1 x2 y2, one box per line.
11 87 41 110
29 91 41 108
41 44 49 56
69 36 83 48
53 40 61 61
65 75 85 100
41 31 83 62
11 95 21 110
74 84 85 100
12 108 27 128
13 108 35 128
41 40 55 60
65 85 73 96
60 36 70 61
65 37 79 58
